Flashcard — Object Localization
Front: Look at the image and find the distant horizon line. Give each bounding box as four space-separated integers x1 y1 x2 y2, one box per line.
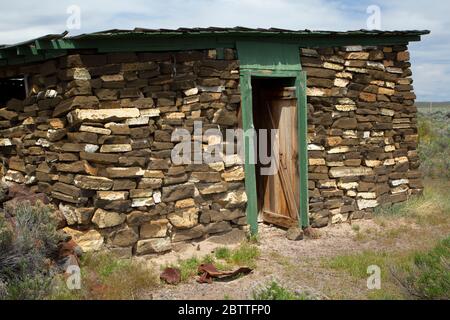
416 101 450 104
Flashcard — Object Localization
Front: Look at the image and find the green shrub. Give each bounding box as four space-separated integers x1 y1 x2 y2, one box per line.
417 114 450 178
393 236 450 300
178 257 201 281
252 281 309 300
230 243 260 268
0 203 62 300
214 247 231 260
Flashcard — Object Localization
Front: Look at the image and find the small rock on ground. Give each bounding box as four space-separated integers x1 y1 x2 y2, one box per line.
286 227 304 241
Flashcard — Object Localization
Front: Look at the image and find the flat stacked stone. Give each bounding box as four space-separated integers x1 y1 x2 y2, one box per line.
0 49 246 256
302 45 422 227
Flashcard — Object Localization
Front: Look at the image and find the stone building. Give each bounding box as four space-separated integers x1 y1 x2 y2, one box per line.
0 28 429 255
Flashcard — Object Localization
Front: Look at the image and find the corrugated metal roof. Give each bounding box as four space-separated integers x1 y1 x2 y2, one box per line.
0 31 68 49
0 27 430 68
68 27 430 39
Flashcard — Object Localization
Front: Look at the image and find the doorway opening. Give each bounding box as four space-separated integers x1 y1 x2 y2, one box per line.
251 77 300 229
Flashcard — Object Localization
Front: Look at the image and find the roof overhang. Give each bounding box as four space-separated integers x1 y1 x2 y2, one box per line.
0 27 430 68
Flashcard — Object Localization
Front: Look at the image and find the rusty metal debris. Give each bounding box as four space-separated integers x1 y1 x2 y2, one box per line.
197 263 252 284
160 267 182 285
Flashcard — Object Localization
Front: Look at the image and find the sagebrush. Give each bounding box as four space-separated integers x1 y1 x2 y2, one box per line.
0 202 62 300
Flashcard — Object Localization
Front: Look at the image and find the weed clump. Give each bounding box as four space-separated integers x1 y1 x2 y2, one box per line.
0 203 62 300
392 236 450 300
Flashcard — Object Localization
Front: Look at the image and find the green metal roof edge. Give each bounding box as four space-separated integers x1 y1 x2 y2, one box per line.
0 28 430 68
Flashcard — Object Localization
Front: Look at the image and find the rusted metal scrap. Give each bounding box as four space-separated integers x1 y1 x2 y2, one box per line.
197 263 252 284
160 267 182 285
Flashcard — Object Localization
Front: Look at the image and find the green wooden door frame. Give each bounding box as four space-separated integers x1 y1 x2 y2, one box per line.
240 68 309 234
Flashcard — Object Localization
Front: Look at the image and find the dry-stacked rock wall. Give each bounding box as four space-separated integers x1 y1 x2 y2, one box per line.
0 49 247 255
302 45 423 228
0 43 423 253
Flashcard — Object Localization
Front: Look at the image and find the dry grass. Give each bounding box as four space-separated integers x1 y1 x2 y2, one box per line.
374 179 450 226
350 179 450 247
51 252 158 300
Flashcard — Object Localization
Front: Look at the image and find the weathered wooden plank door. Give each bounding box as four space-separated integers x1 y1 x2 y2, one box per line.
260 87 300 228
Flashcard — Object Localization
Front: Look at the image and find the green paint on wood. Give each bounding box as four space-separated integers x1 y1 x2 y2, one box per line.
237 41 301 71
0 30 426 66
238 42 310 233
240 70 259 235
296 72 310 228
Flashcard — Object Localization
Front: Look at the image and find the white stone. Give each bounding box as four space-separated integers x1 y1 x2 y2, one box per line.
357 199 379 210
391 179 409 187
223 154 244 167
208 162 225 172
198 85 225 92
338 98 355 105
140 108 161 117
80 125 111 135
59 203 78 226
395 156 409 164
347 190 357 197
324 62 344 71
73 68 91 80
3 170 25 183
336 71 353 79
329 167 373 178
125 116 150 126
386 67 403 74
380 108 395 116
84 144 99 153
309 158 326 166
343 130 357 138
45 89 58 98
36 138 51 148
96 191 128 201
183 88 199 96
328 146 350 154
366 61 385 71
327 161 345 167
68 108 140 123
338 181 359 190
132 197 155 207
346 67 368 73
307 87 330 97
358 192 377 199
334 78 350 88
335 104 356 111
100 144 132 153
166 112 185 120
153 191 162 204
0 138 12 146
365 159 381 167
308 144 325 151
385 145 396 152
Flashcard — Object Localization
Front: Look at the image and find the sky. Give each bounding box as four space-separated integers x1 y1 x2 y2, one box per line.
0 0 449 101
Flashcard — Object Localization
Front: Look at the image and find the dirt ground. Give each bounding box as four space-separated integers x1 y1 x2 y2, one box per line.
140 211 449 300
